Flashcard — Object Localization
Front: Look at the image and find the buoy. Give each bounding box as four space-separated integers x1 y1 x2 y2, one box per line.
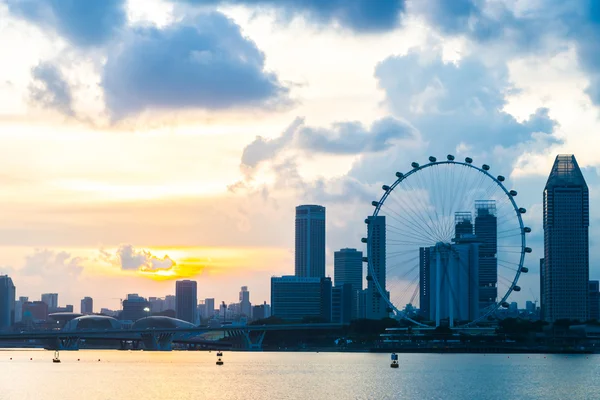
53 350 61 363
390 353 399 368
216 358 224 366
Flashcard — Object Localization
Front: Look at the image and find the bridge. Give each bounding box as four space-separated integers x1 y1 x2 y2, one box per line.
0 323 346 351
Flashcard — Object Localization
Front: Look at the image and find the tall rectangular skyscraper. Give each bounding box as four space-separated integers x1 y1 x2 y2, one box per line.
295 205 326 278
176 280 198 324
542 154 589 322
41 293 58 310
0 276 15 329
334 248 363 291
475 200 497 312
334 248 363 319
366 215 388 319
239 286 251 317
81 297 93 315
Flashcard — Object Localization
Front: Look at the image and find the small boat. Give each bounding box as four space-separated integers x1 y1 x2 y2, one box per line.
216 358 224 365
216 351 223 357
390 353 398 369
53 350 61 363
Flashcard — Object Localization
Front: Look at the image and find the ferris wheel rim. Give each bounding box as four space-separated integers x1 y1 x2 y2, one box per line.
366 157 527 328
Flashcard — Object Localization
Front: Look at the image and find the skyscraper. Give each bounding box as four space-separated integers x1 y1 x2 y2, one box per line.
239 286 251 317
589 281 600 321
542 154 589 322
176 280 198 324
41 293 58 311
295 205 326 278
366 215 388 319
81 297 93 315
475 200 498 312
334 248 363 319
334 248 363 291
0 276 15 329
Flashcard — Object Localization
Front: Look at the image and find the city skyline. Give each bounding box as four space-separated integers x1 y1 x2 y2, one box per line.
2 1 600 312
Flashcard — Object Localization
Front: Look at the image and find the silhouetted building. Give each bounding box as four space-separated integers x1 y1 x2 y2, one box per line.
41 293 58 311
80 297 93 315
475 200 498 312
542 154 589 322
526 301 536 313
540 258 545 320
23 301 48 321
252 301 271 321
358 289 368 319
295 205 326 278
590 281 600 321
420 240 479 325
271 276 332 322
334 248 362 319
0 276 15 329
454 212 473 239
204 298 215 319
164 295 176 311
176 280 197 324
14 296 27 324
366 216 388 319
332 284 353 324
239 286 251 317
121 294 150 322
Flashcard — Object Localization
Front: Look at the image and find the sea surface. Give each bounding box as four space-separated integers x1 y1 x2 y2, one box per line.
0 350 598 400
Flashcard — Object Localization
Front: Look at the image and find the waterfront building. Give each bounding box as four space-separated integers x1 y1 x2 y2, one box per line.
176 280 197 324
204 298 215 319
0 276 15 329
590 281 600 321
474 200 498 312
271 276 332 322
164 295 176 311
239 286 252 317
366 215 389 319
542 154 589 322
332 284 353 324
295 205 326 278
81 297 93 315
41 293 58 311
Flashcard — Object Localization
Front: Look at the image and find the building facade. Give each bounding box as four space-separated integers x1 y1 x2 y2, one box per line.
474 200 498 313
542 155 589 322
239 286 251 317
121 294 150 322
295 205 326 278
0 276 15 329
271 276 332 322
81 297 93 315
590 281 600 321
176 280 198 324
41 293 58 311
334 248 362 319
366 216 388 319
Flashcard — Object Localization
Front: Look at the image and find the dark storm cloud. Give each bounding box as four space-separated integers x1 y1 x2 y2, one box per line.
101 12 289 118
6 0 126 47
29 62 74 116
180 0 406 32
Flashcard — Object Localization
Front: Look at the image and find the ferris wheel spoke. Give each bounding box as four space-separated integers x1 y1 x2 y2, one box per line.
397 178 446 242
384 211 439 244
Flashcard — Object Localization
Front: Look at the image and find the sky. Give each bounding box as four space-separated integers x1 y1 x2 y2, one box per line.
0 0 599 311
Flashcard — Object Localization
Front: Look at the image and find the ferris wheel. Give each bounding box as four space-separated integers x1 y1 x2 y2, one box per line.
364 155 531 327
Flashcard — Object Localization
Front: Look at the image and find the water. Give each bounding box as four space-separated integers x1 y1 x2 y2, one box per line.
0 350 598 399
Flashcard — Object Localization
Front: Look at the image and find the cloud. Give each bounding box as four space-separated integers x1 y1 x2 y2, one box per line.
102 12 289 118
20 249 84 277
240 116 414 170
181 0 406 33
374 48 558 152
104 244 176 272
6 0 126 47
28 62 74 116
